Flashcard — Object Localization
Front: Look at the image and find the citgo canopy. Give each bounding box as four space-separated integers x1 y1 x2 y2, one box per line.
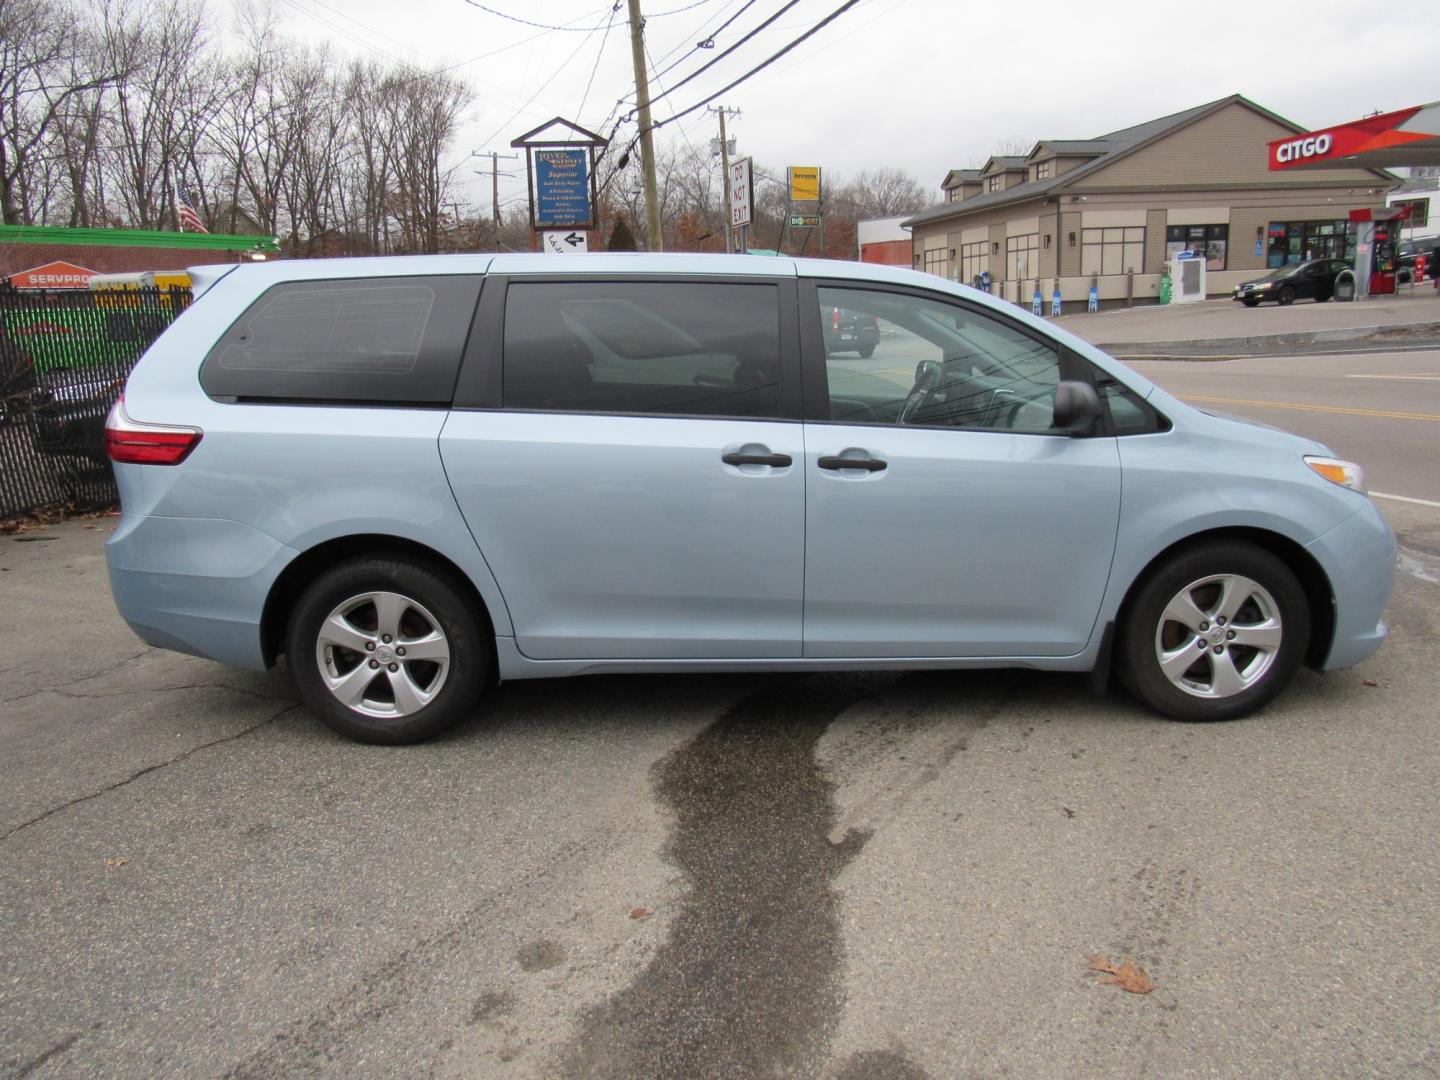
1268 102 1440 171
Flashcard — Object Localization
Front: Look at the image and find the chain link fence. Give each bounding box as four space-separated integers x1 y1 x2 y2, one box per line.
1 285 192 521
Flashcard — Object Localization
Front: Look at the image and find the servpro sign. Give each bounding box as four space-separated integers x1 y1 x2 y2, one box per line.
7 260 99 288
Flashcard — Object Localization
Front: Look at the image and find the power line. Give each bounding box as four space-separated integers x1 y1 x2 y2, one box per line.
596 0 865 197
460 0 716 32
625 0 804 119
645 0 757 88
473 17 612 151
578 3 624 122
647 0 865 131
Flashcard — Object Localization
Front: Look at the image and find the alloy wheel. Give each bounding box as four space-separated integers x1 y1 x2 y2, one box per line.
314 590 451 718
1153 573 1283 699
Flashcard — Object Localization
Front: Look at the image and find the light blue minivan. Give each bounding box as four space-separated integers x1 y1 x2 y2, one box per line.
104 254 1393 743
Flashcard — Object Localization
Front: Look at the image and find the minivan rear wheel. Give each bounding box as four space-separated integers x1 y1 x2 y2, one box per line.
1117 542 1309 722
286 556 490 744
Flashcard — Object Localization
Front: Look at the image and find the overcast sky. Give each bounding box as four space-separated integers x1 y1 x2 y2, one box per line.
258 0 1432 216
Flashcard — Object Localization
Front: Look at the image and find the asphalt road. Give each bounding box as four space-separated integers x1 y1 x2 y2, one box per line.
2 361 1439 1078
1130 347 1440 505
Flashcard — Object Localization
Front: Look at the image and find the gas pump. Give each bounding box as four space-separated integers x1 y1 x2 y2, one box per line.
1347 205 1411 298
1370 219 1400 295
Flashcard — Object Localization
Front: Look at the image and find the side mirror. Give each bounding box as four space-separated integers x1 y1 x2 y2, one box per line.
1052 379 1101 435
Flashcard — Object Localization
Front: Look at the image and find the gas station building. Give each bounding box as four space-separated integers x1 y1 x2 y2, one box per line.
1266 100 1440 297
902 94 1397 310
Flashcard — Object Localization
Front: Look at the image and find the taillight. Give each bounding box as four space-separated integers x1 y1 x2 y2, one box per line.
831 307 841 331
105 395 202 465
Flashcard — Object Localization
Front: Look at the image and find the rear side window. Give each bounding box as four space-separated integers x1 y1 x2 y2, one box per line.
200 276 481 404
502 281 782 418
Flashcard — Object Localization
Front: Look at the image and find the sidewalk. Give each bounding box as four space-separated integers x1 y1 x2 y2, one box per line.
1055 287 1440 354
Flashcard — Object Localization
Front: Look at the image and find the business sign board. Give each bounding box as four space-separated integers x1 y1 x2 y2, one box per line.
730 157 754 228
7 260 98 289
788 166 820 202
534 148 592 228
542 230 589 254
789 215 821 228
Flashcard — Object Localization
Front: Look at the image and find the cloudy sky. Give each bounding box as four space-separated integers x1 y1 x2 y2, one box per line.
260 0 1432 215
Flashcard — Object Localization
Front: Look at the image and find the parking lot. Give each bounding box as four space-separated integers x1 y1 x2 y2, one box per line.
3 347 1439 1079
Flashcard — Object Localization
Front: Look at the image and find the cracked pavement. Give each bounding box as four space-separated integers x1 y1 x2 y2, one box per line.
3 502 1439 1078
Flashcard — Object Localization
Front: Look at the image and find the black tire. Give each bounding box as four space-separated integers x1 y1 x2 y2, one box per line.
858 344 876 359
1116 541 1309 723
1277 286 1295 306
286 555 491 744
1242 298 1260 308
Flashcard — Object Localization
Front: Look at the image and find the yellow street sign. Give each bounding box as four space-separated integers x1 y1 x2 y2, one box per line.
789 166 820 202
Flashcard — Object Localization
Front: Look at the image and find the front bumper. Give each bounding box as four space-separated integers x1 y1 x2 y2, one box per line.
1304 498 1396 670
107 513 297 670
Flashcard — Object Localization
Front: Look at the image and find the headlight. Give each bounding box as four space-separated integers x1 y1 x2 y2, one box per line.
1305 455 1365 493
1255 282 1272 290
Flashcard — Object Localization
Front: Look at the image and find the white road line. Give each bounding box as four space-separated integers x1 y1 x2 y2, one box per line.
1345 374 1440 381
1371 491 1440 509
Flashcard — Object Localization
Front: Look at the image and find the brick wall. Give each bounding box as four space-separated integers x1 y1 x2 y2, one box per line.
0 242 253 279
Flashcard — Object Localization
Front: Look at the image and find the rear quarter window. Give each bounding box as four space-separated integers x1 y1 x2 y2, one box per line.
200 276 481 404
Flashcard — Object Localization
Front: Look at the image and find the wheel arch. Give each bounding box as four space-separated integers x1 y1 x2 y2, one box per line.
261 533 498 670
1112 526 1335 671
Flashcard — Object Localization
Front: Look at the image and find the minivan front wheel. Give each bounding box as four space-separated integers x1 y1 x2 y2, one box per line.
1117 542 1309 722
287 556 490 744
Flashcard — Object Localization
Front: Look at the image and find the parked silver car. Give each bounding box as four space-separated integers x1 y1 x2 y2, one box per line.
106 254 1393 743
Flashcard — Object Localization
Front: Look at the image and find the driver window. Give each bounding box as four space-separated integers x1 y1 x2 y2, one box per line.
816 286 1061 432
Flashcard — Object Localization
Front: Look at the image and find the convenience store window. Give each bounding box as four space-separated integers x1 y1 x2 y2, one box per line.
1266 220 1355 268
1165 224 1227 270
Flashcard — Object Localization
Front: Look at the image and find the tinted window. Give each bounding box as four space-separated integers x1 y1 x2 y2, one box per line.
816 286 1061 432
502 281 781 418
200 276 481 404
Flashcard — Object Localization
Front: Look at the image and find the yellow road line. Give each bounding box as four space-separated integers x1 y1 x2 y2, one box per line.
1183 395 1440 423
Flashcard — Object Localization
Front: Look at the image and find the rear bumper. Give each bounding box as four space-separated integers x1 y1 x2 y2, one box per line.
106 513 295 670
1305 498 1396 671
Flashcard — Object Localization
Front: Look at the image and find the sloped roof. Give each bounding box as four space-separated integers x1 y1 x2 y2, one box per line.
942 168 983 188
1030 140 1108 158
980 156 1028 173
903 95 1275 229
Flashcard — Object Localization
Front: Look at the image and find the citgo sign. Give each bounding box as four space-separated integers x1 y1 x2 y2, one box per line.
1273 133 1334 164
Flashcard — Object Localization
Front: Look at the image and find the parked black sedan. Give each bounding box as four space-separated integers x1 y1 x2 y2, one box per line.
1233 259 1352 306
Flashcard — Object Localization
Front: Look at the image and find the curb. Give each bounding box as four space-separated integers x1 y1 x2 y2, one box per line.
1095 321 1440 357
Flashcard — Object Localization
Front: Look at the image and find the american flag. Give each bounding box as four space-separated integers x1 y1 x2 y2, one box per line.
176 188 208 233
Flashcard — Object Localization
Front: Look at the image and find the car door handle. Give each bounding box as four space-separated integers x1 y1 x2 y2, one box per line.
818 455 887 472
722 451 793 468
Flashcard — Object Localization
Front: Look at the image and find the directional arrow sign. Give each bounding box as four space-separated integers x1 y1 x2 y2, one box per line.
542 230 589 254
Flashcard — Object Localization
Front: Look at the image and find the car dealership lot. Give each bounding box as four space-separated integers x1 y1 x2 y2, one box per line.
4 349 1440 1079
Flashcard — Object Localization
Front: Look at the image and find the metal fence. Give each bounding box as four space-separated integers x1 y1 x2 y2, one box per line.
0 285 192 521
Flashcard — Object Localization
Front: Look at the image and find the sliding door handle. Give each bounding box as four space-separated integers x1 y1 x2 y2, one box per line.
818 455 887 472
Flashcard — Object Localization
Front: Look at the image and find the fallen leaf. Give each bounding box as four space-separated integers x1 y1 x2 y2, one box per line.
105 857 128 869
1087 954 1155 994
84 524 97 530
629 907 651 920
1361 679 1378 687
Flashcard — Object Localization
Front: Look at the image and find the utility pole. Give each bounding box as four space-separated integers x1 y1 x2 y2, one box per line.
472 151 517 248
626 0 663 251
708 105 739 253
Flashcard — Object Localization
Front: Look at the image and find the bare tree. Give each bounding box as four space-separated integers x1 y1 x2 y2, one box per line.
0 0 120 224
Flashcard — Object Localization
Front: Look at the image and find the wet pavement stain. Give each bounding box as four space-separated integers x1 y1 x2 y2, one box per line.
558 673 898 1079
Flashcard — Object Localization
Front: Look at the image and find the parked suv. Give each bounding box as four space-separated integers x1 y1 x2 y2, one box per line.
106 254 1394 743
